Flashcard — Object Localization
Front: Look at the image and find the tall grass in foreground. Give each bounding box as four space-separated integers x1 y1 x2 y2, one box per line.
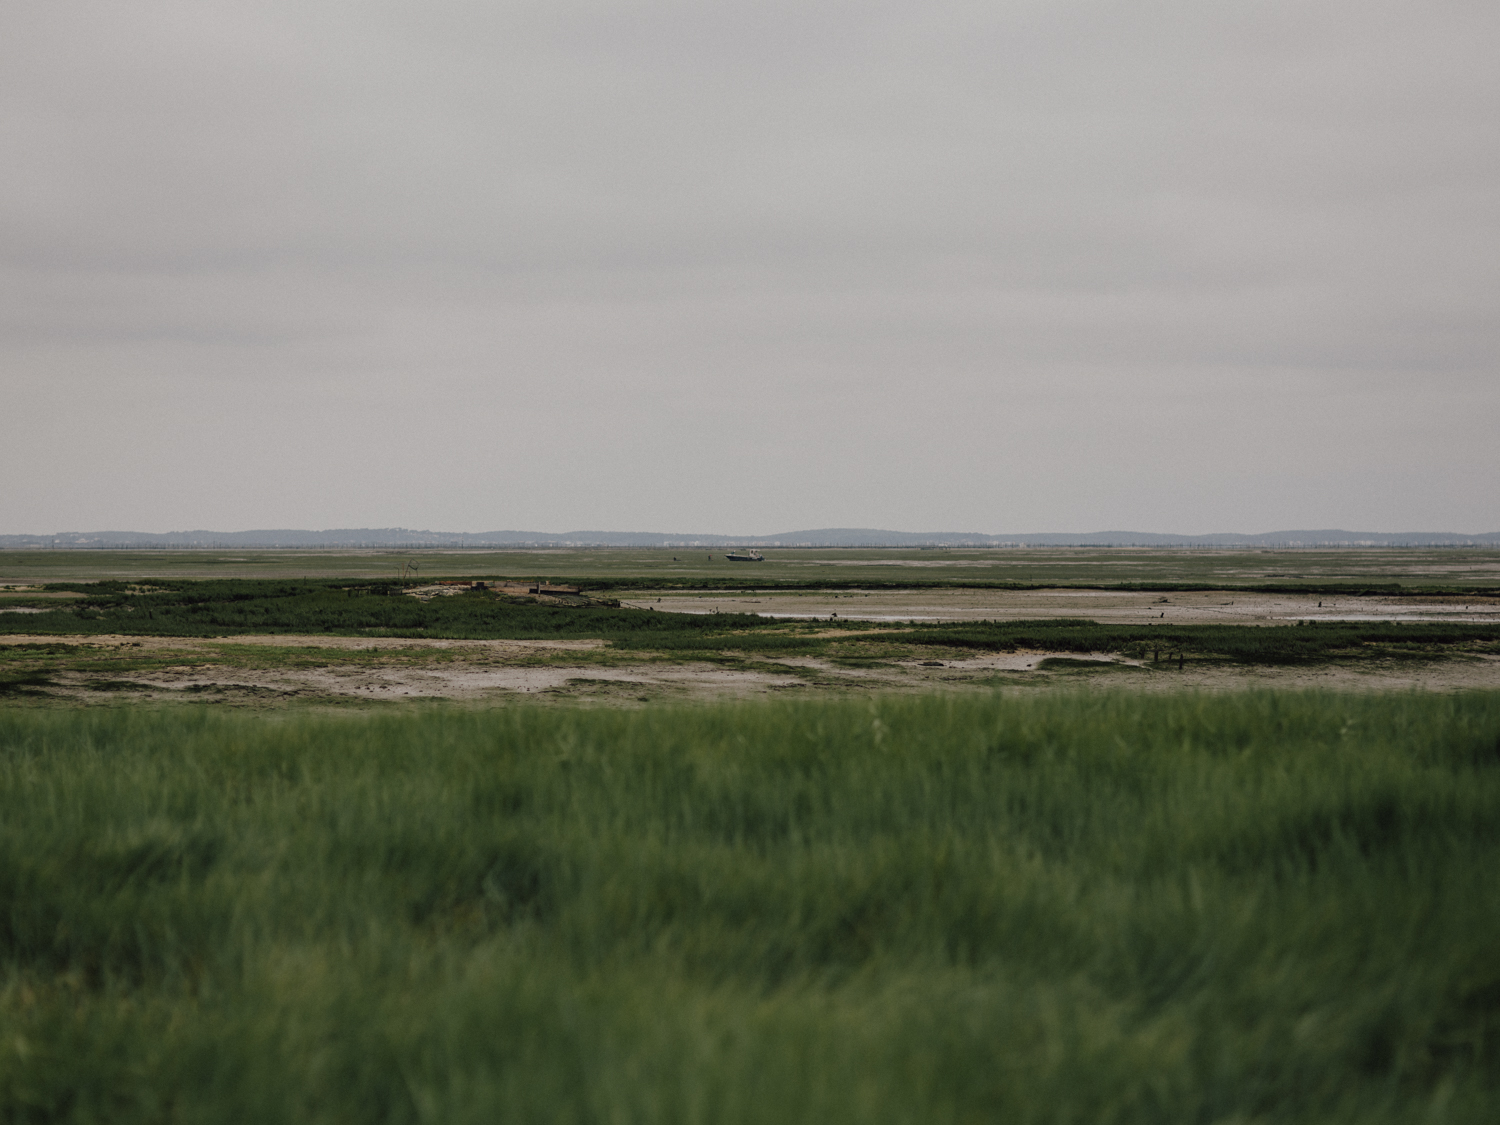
3 692 1500 1123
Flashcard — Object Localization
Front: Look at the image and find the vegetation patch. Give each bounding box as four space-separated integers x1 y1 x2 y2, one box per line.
827 656 899 669
0 669 54 696
1034 657 1131 671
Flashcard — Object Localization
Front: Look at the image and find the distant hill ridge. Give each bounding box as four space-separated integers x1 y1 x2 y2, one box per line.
4 528 1499 549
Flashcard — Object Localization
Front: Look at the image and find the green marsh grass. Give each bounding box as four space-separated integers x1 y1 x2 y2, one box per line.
3 692 1500 1122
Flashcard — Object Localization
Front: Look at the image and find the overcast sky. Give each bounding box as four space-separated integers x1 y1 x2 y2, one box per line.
4 1 1496 535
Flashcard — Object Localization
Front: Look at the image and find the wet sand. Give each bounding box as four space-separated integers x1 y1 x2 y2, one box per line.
629 588 1500 625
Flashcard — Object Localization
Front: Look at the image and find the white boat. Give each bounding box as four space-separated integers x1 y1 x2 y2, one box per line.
724 550 765 562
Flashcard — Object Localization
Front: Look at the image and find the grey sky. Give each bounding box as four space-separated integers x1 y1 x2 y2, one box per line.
4 1 1496 535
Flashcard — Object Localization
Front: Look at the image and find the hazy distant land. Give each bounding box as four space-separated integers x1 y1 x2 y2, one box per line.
4 527 1499 549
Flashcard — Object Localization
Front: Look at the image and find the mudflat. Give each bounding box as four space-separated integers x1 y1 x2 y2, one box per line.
7 629 1498 706
635 587 1500 625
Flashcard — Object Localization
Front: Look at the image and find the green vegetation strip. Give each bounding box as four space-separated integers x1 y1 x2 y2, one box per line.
5 580 774 642
3 692 1500 1122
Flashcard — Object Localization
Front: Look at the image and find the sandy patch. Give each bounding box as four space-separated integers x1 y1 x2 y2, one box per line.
633 588 1500 625
40 656 812 703
202 662 809 701
79 652 1500 702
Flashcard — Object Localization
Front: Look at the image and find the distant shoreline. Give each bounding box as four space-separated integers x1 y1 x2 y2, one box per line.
3 528 1499 550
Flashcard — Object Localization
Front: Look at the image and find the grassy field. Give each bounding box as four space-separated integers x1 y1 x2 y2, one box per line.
5 546 1500 590
3 691 1499 1123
